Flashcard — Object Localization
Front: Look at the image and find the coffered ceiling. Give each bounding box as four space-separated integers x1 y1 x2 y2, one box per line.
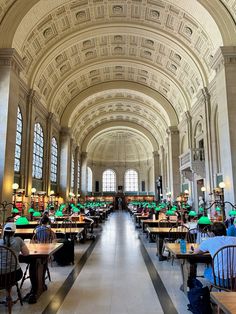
0 0 235 162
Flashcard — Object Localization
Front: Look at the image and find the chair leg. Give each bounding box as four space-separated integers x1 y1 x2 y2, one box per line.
6 288 13 314
16 282 23 306
20 263 30 289
46 266 51 282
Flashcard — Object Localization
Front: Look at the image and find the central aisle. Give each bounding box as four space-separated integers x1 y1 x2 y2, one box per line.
57 211 164 314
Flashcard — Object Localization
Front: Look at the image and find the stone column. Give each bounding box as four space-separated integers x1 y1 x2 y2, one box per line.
59 128 71 200
81 152 88 196
212 47 236 204
201 88 214 193
160 145 166 197
167 126 180 199
185 111 192 149
153 151 160 201
0 49 23 202
74 146 79 197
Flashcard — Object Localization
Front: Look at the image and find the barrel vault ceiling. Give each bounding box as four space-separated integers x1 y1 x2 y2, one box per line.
0 0 235 163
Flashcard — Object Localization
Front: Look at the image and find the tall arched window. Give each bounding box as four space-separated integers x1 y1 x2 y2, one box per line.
14 107 23 173
50 137 58 183
32 123 44 179
87 167 92 192
77 160 80 190
103 169 116 192
71 154 75 189
125 169 138 192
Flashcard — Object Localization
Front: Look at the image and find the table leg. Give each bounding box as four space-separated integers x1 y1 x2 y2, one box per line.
180 260 197 295
156 235 167 261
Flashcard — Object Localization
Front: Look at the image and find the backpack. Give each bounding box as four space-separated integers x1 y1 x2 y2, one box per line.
187 279 212 314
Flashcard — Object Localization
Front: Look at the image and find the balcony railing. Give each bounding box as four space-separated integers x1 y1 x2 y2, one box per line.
179 148 205 178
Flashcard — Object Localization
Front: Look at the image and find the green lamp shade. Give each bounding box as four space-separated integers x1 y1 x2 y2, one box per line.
188 210 197 217
229 210 236 216
155 206 161 211
72 207 80 213
15 216 29 225
199 207 204 212
55 210 63 217
33 211 41 217
166 210 175 216
198 216 211 225
28 208 35 213
12 208 19 214
171 206 177 211
215 206 221 212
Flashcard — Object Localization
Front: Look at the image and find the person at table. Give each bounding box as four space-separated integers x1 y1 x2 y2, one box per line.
194 222 236 284
0 222 29 282
34 216 56 243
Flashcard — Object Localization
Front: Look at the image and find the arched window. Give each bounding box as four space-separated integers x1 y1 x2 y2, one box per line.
71 154 74 189
103 169 116 192
50 137 58 183
32 123 44 179
87 167 92 192
125 169 138 192
77 160 80 190
14 107 23 173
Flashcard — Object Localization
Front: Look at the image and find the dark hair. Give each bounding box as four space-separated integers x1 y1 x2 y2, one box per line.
211 222 226 236
40 216 50 225
3 231 14 247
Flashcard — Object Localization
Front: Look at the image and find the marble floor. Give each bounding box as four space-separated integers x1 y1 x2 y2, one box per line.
0 211 206 314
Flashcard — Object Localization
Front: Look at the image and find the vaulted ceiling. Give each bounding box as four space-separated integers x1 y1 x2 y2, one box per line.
0 0 235 162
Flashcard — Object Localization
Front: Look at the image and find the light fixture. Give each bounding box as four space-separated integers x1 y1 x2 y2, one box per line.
12 183 19 190
50 190 54 195
219 181 226 189
184 189 189 194
201 186 206 192
31 187 36 194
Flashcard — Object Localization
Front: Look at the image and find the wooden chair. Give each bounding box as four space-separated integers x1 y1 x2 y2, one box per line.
0 245 23 313
186 228 198 243
20 227 56 289
211 245 236 291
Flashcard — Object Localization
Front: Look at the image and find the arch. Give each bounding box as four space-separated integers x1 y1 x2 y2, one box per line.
125 169 139 192
32 122 44 180
14 106 23 173
50 137 58 183
61 81 179 128
81 122 159 153
102 169 116 192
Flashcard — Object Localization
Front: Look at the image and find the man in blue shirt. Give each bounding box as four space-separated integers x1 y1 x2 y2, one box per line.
194 222 236 284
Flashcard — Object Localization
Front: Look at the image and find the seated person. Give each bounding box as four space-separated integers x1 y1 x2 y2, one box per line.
0 222 29 282
227 219 236 236
34 216 56 243
194 222 236 284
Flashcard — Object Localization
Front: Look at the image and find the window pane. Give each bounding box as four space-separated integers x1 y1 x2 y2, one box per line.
125 169 138 192
32 123 44 179
14 107 22 173
50 137 58 183
77 161 80 189
71 154 74 189
103 169 116 192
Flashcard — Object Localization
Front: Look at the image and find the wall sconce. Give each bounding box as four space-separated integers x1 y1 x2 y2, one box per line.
201 186 206 192
219 181 226 189
184 189 189 195
31 187 36 195
12 183 19 193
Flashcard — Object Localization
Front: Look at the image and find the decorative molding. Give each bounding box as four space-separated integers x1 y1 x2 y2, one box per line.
0 48 24 75
212 46 236 73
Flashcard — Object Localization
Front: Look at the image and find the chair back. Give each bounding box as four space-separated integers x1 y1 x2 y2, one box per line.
32 226 56 243
0 245 18 289
158 219 170 228
168 225 189 241
212 245 236 291
186 228 198 243
61 219 77 238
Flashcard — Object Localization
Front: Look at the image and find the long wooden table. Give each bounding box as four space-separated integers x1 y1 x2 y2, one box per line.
146 227 188 260
165 243 211 294
19 242 63 303
210 292 236 314
15 227 84 239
